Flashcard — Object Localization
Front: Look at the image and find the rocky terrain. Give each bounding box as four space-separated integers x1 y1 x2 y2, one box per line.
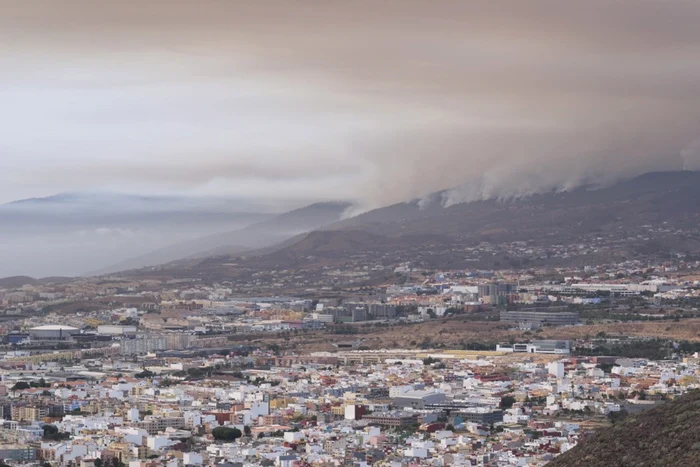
548 389 700 467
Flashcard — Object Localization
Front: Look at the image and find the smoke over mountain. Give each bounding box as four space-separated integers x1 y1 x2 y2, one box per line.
1 1 700 208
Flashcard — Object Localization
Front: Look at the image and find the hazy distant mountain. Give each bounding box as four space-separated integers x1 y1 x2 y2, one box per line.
95 201 353 275
0 275 40 288
193 201 354 257
0 192 274 231
0 275 73 289
141 170 700 279
0 192 276 277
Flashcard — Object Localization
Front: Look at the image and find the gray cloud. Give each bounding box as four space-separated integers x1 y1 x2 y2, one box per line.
1 0 699 207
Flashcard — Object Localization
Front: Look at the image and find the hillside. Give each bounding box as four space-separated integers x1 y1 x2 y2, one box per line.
548 390 700 467
195 202 353 257
252 316 700 353
332 170 700 240
274 171 700 266
0 276 39 288
121 171 700 281
0 275 73 288
97 202 352 275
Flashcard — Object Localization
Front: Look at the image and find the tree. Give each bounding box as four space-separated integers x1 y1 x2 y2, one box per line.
12 381 30 391
211 426 242 442
422 357 440 366
158 379 176 388
608 409 629 424
27 378 50 389
94 459 103 467
43 425 59 437
499 395 516 410
135 370 155 379
444 307 464 316
43 424 71 441
119 317 140 326
244 426 252 437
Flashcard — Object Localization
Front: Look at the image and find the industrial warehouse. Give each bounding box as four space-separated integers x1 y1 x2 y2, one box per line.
27 325 80 341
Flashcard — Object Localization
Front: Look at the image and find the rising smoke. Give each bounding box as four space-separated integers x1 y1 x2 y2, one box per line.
1 0 700 209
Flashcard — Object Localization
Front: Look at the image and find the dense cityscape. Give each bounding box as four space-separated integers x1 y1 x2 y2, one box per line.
2 255 700 466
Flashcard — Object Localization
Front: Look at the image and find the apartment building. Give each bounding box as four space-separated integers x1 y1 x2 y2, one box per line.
136 416 185 435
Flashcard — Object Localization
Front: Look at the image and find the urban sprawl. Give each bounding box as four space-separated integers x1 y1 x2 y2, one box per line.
2 258 700 466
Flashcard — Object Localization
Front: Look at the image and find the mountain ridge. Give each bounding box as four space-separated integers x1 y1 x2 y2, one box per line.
118 170 700 280
93 201 353 275
0 275 74 288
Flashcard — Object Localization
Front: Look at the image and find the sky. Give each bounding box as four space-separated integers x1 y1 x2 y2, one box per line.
2 0 700 208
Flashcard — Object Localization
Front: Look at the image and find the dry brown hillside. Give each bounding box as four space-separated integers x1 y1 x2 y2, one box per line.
548 390 700 467
253 316 700 352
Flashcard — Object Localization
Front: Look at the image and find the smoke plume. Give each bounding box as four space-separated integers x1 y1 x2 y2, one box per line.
0 0 699 208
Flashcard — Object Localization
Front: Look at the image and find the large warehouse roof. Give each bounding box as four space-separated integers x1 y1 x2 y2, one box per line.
30 325 79 331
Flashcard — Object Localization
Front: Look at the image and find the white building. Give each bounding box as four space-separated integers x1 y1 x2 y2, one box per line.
283 432 304 443
182 452 203 466
548 361 566 379
97 325 138 336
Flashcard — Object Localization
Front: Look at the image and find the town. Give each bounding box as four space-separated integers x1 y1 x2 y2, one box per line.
2 256 700 466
